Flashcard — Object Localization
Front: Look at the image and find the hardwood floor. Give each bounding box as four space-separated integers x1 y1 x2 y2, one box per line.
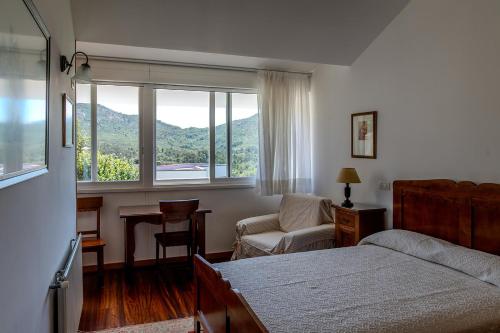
79 264 194 331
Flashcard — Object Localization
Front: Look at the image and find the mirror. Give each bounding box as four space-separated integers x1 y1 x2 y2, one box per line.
0 0 50 189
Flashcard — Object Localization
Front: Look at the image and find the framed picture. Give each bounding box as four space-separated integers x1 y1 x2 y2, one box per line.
62 93 75 147
351 111 377 159
0 0 51 189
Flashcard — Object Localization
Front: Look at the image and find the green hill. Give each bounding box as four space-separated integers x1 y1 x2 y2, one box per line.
76 103 258 177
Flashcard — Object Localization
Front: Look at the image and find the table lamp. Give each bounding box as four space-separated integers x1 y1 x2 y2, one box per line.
336 168 361 208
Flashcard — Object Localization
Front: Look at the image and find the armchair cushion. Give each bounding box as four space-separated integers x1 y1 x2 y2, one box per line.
278 194 333 232
242 231 286 255
274 223 334 254
235 213 280 239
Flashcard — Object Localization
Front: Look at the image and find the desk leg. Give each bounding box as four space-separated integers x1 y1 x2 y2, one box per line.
125 219 136 270
197 213 206 258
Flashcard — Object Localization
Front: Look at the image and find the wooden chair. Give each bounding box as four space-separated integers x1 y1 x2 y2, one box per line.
155 199 200 268
77 196 106 287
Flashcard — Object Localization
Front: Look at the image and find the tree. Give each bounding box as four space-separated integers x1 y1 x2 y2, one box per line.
96 152 139 181
76 124 139 181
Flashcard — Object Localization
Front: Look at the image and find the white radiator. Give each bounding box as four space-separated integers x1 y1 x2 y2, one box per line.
51 234 83 333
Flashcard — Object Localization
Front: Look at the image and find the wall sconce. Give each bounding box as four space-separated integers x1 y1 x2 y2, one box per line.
60 51 92 83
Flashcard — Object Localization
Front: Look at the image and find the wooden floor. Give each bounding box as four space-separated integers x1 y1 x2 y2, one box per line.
79 265 194 331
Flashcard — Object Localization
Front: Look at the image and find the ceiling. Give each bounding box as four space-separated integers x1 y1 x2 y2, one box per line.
71 0 409 67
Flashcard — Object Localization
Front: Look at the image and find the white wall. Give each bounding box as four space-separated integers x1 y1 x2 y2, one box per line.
0 0 76 332
311 0 500 227
79 189 281 266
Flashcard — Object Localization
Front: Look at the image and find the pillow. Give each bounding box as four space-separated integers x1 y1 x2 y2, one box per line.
278 194 333 232
359 229 500 287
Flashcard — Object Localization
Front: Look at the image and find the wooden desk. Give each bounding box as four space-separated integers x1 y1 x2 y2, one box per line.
119 205 211 270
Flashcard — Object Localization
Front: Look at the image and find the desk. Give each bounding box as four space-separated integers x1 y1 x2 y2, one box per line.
119 205 211 270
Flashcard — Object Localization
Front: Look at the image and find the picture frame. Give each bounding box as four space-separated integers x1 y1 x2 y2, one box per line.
0 0 51 189
351 111 377 159
62 93 75 148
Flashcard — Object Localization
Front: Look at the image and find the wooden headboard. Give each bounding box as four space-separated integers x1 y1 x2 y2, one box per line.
393 179 500 255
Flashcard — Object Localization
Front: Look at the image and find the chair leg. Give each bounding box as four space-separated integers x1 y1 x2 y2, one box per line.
156 241 159 266
97 248 104 288
187 244 193 269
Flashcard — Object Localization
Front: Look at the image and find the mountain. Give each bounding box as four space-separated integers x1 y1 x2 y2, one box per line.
76 103 258 175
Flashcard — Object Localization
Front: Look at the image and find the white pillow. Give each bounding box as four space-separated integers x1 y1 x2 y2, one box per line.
360 229 500 287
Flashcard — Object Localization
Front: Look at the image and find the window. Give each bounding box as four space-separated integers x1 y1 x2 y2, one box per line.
76 84 91 181
213 92 259 179
155 89 210 181
229 93 258 178
76 84 140 182
214 92 228 177
76 83 258 188
154 88 258 183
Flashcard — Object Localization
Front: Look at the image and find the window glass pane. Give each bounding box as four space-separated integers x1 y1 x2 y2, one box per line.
96 85 139 182
76 83 91 181
231 93 258 177
215 92 228 178
155 89 209 180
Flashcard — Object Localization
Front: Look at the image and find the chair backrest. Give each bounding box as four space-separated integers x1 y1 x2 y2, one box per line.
159 199 199 231
279 194 333 232
77 196 103 239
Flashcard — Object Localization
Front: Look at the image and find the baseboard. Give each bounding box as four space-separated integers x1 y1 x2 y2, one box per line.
83 251 233 273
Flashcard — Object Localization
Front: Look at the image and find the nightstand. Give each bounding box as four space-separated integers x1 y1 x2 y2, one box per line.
333 203 386 247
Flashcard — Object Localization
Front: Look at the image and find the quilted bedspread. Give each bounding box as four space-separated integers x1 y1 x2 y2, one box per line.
214 231 500 333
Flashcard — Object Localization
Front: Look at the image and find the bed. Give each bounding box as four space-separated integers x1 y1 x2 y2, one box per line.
193 180 500 333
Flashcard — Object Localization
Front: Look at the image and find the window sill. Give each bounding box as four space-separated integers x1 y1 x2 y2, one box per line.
77 181 256 194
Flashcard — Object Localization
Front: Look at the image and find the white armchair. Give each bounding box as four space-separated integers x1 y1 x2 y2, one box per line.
232 194 334 260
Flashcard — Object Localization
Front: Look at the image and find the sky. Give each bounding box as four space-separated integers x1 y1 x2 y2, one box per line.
77 84 258 128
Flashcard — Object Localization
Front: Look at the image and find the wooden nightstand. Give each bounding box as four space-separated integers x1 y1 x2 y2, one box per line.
333 203 386 247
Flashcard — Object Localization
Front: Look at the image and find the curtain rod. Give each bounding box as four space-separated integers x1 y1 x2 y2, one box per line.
83 55 313 77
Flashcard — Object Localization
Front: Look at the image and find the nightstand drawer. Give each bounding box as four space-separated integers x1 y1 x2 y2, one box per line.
336 211 355 228
336 226 356 248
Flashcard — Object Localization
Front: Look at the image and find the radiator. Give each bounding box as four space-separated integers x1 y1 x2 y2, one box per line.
51 234 83 333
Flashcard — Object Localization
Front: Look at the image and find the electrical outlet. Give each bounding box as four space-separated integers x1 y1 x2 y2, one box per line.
379 182 391 191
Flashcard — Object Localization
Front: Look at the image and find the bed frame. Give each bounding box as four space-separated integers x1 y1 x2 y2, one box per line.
194 255 268 333
194 179 500 333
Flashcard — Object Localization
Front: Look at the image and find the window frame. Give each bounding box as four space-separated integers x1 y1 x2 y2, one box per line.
77 82 258 191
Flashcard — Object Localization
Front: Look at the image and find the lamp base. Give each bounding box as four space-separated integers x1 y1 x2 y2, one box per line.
342 183 354 208
341 199 354 208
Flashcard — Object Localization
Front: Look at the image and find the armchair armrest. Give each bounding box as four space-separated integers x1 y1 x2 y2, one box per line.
235 213 280 239
274 223 334 254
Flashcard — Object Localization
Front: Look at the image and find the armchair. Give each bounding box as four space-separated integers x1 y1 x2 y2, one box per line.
232 194 334 260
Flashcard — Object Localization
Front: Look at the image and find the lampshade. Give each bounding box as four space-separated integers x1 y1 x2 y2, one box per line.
336 168 361 184
71 63 92 83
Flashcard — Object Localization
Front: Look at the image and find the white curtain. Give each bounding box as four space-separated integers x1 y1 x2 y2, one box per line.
256 70 312 196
